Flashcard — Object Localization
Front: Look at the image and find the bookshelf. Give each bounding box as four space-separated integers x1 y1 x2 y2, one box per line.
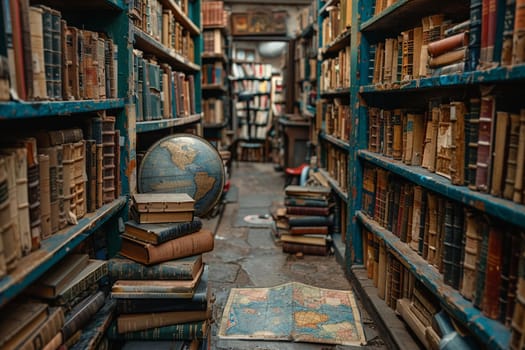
315 0 352 250
342 0 525 348
0 0 204 345
201 1 230 149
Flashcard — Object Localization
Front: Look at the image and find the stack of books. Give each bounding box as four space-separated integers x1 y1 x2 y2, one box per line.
107 193 214 348
1 254 111 349
280 185 334 256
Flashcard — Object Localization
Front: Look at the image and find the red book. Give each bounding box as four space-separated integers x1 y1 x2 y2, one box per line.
286 206 330 216
483 225 503 319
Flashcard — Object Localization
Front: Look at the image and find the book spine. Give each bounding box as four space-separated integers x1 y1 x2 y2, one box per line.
1 152 21 269
286 206 330 216
501 0 517 66
282 241 329 256
0 157 9 276
476 95 495 192
38 154 51 239
20 307 65 350
73 140 86 218
474 218 490 309
442 201 455 288
450 102 466 185
468 0 483 70
491 111 510 196
117 309 210 334
62 291 106 340
108 259 196 281
504 113 521 199
287 215 334 227
57 262 108 306
68 299 115 350
509 232 525 349
513 110 525 203
143 230 213 265
107 320 208 341
461 211 482 300
483 225 504 319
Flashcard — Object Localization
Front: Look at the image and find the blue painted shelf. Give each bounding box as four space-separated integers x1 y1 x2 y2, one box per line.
358 150 525 228
360 65 525 93
0 197 127 307
356 211 510 350
320 88 350 97
0 99 126 119
136 114 202 133
319 168 348 203
134 29 200 72
321 28 351 57
320 132 350 151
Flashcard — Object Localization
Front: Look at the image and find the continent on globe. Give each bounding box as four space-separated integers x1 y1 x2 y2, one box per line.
160 139 198 171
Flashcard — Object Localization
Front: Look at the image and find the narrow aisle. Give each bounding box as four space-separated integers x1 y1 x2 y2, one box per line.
203 162 387 349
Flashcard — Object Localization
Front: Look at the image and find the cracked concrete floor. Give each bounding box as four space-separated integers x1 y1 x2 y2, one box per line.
201 162 387 350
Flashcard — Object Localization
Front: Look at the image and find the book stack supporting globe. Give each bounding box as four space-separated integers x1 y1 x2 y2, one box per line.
281 185 334 256
107 193 214 349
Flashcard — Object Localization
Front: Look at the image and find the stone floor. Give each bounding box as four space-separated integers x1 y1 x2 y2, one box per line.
201 162 388 350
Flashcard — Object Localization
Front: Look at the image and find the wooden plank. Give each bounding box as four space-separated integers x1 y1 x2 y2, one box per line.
136 114 202 133
0 99 126 119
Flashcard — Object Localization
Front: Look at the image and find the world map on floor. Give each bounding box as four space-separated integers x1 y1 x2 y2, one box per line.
218 282 367 346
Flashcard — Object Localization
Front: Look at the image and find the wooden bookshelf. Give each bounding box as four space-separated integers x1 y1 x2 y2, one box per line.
136 114 202 133
0 99 126 119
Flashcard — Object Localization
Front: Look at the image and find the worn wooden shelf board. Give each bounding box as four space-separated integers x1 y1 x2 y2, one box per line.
320 132 350 151
318 168 348 203
136 114 202 133
0 99 126 119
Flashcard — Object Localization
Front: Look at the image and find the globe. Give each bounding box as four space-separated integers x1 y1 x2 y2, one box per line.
138 134 225 217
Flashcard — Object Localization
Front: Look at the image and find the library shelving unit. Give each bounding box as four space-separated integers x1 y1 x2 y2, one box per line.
0 0 203 346
315 0 352 259
201 2 230 150
0 0 130 309
344 0 525 349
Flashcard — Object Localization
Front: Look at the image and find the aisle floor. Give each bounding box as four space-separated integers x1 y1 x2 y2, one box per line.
202 162 389 350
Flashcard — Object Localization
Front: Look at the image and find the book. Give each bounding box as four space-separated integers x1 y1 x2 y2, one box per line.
287 214 334 227
421 100 440 171
286 206 330 216
123 218 203 244
69 299 115 350
26 253 89 298
62 291 106 340
282 241 330 256
427 32 469 57
491 111 510 196
109 255 202 281
121 340 199 350
476 94 496 192
112 264 203 295
0 299 48 349
120 229 214 265
450 101 466 185
117 307 212 334
55 259 108 306
132 192 195 212
38 153 51 238
0 152 20 270
513 111 525 203
280 234 328 246
467 98 481 190
28 6 46 99
503 113 521 199
107 319 209 341
116 265 210 314
18 307 64 350
131 206 194 224
284 185 331 199
483 224 504 319
460 210 483 301
289 226 329 235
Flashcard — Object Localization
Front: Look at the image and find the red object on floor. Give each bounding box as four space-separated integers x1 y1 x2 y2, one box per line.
284 163 308 186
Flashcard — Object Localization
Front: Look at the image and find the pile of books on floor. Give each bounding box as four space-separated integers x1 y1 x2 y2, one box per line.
0 253 113 349
280 185 334 256
107 193 215 349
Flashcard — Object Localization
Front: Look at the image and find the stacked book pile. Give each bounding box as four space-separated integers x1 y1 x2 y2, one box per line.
0 254 112 349
280 185 334 256
107 193 214 349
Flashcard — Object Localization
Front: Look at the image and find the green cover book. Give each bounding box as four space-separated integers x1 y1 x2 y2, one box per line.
109 255 203 281
55 259 108 306
69 299 115 350
107 319 209 341
124 218 202 245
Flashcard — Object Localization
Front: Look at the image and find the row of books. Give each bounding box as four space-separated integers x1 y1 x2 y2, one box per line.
231 63 273 80
0 122 119 277
317 98 351 142
362 238 444 349
235 94 270 110
279 185 334 256
130 0 195 63
373 0 400 16
325 143 348 193
202 97 224 125
0 3 118 102
238 110 270 140
133 49 197 122
362 165 525 324
202 1 227 28
232 80 271 95
295 1 318 35
110 193 213 347
320 0 352 48
367 99 525 203
203 29 224 55
202 62 225 86
320 46 351 92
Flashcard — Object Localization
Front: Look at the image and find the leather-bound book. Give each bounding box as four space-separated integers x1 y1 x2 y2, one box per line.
85 140 97 213
109 255 202 281
504 113 521 199
368 107 380 153
429 47 466 68
426 192 438 265
3 147 31 254
450 101 466 185
10 0 27 100
107 319 209 341
24 138 41 250
451 202 464 289
102 116 115 204
366 228 375 279
410 113 425 166
64 25 80 100
392 109 403 160
96 37 106 100
499 229 513 323
282 241 330 256
491 111 510 197
0 157 9 275
289 226 330 235
428 31 469 57
40 146 60 233
513 110 525 203
461 210 483 300
286 206 331 216
28 6 47 99
38 153 51 239
511 0 525 65
501 0 517 66
62 143 76 224
120 229 214 265
62 291 105 341
476 95 496 192
123 218 203 245
467 98 481 190
0 153 21 270
114 129 120 197
468 0 482 71
417 188 428 256
389 256 402 308
474 217 490 309
483 224 504 319
436 104 453 180
81 30 99 100
362 164 376 218
422 99 440 171
404 113 414 165
18 307 64 350
377 240 387 300
72 140 86 218
68 298 115 350
0 299 48 349
442 200 455 288
506 232 521 327
374 168 388 227
509 233 525 350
